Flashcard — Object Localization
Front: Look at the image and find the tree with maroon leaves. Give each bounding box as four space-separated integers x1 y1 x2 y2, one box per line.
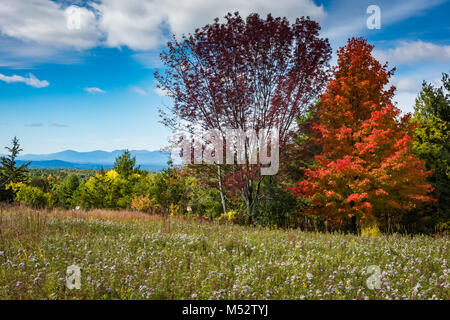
155 12 331 217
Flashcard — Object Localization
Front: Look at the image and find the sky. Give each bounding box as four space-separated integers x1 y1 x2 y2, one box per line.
0 0 449 154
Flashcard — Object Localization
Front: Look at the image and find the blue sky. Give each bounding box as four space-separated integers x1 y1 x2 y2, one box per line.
0 0 449 154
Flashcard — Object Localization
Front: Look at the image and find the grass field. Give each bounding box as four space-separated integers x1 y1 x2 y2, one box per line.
0 205 448 300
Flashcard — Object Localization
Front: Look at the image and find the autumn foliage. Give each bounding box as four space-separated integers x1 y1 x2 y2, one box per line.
155 12 331 217
289 38 435 229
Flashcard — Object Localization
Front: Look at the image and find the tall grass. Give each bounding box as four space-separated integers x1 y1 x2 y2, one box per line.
0 205 448 300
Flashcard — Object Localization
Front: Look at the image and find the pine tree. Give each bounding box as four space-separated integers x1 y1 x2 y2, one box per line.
113 150 139 178
0 137 30 201
412 72 450 230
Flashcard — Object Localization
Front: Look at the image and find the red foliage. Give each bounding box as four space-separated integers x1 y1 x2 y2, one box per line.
290 38 434 225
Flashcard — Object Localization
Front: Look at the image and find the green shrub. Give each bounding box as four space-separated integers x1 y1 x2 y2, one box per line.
134 167 189 215
52 174 81 209
253 179 301 227
189 187 223 219
15 185 51 209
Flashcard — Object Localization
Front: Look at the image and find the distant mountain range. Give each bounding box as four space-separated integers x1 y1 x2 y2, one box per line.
6 150 170 171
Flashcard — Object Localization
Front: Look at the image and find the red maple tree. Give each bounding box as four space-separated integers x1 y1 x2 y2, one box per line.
289 38 435 231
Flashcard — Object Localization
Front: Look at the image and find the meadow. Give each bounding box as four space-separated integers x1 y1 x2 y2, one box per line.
0 205 448 300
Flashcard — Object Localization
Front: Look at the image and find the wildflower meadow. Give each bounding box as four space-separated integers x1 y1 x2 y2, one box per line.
0 206 447 300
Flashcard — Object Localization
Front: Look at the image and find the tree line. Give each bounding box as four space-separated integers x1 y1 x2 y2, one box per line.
0 12 448 234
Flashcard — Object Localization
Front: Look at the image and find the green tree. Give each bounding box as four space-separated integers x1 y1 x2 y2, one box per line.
412 72 450 231
134 164 189 215
114 150 139 178
53 174 81 209
15 185 51 209
254 178 301 228
0 137 30 202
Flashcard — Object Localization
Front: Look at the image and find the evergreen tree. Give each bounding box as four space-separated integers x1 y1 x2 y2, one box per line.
0 137 30 202
411 72 450 231
113 150 139 177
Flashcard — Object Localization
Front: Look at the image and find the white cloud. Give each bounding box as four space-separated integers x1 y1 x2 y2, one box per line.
0 0 100 49
100 0 325 50
373 41 450 65
131 86 149 96
390 78 421 114
161 0 326 38
393 91 417 114
391 77 422 93
0 0 326 52
390 71 445 114
0 0 447 60
154 87 169 97
0 35 86 68
91 0 166 50
84 87 106 94
97 0 325 50
0 73 49 88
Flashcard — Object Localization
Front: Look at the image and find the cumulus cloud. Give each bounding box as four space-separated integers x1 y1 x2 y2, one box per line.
373 41 450 65
0 0 100 49
392 73 446 114
84 87 106 94
93 0 325 50
0 36 87 68
0 73 49 88
391 77 422 94
0 0 325 52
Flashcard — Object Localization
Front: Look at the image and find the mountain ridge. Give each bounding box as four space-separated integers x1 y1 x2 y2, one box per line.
0 149 171 171
15 149 170 165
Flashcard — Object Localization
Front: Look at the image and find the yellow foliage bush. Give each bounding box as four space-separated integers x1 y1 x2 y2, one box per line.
169 203 182 217
217 210 238 222
106 169 119 180
5 182 26 193
361 224 381 238
216 210 247 224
